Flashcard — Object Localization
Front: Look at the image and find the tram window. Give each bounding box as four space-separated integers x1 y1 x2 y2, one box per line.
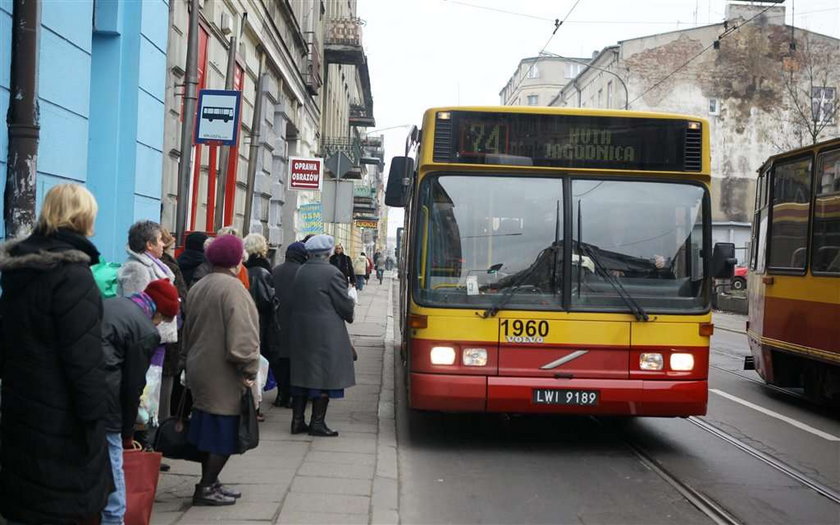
768 157 812 271
750 171 769 271
812 149 840 274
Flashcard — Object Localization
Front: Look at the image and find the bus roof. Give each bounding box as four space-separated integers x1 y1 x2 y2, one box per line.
757 136 840 174
421 106 708 126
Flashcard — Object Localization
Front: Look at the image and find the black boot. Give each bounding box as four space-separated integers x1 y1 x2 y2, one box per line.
290 396 309 435
308 396 338 437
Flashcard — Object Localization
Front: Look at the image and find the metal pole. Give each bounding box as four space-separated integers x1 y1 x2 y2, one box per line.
175 0 200 245
214 35 237 231
4 0 40 239
332 155 342 224
242 53 265 236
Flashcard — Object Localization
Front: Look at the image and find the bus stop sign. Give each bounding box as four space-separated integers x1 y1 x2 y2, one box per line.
195 89 242 146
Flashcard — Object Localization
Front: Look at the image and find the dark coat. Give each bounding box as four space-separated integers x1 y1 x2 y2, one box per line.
288 258 356 390
329 252 354 285
177 248 205 288
160 252 187 377
270 251 306 359
102 297 160 435
0 230 112 524
245 255 279 363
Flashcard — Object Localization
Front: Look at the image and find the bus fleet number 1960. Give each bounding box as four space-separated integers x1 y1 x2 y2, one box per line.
501 319 549 344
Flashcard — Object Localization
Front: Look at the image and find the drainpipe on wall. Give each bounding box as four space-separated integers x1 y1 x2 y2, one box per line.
174 0 199 245
214 35 238 231
242 52 265 237
4 0 40 239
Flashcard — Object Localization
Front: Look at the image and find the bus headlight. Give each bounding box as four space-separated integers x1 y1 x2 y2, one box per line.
640 353 664 370
430 346 456 365
462 348 488 366
670 353 695 371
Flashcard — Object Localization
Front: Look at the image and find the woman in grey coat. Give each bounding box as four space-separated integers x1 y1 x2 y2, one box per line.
288 234 355 437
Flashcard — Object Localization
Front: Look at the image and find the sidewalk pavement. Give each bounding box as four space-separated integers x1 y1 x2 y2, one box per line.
151 273 398 524
712 310 748 334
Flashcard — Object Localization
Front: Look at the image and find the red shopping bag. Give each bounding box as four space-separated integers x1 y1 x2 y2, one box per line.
123 446 162 525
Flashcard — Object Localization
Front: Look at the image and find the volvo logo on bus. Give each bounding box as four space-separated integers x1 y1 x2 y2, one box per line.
505 335 544 344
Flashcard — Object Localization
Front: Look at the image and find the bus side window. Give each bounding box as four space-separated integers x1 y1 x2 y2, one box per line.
812 149 840 274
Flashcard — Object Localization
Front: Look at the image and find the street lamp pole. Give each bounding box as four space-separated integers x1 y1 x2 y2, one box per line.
546 51 629 110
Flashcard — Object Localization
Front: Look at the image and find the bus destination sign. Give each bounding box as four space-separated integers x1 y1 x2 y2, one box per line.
437 112 699 172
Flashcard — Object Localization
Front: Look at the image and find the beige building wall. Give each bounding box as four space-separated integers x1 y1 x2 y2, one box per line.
499 55 590 106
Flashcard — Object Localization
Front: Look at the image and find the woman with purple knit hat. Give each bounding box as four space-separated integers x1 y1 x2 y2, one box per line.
180 234 260 506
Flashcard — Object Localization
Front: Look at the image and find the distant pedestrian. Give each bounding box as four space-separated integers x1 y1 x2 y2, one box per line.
376 254 386 284
270 241 308 408
244 233 277 422
353 251 368 291
100 279 179 524
365 253 373 282
177 231 209 287
289 234 356 437
385 254 395 271
329 243 354 286
0 184 112 523
181 234 260 506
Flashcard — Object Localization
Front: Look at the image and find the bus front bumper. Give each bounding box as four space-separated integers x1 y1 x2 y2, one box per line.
409 373 707 416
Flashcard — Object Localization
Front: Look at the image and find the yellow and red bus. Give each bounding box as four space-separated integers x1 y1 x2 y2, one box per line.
385 107 735 416
746 137 840 404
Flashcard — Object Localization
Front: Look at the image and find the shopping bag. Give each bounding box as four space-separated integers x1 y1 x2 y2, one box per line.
238 388 260 454
91 261 121 298
137 363 162 427
123 444 162 525
153 390 203 462
348 285 359 305
264 367 277 392
256 356 270 403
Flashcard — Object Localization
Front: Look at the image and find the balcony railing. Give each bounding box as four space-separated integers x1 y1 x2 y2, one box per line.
349 103 375 127
303 33 322 95
321 136 362 166
325 17 363 48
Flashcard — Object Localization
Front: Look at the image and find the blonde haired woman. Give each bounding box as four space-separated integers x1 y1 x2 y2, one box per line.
0 184 113 523
243 233 278 420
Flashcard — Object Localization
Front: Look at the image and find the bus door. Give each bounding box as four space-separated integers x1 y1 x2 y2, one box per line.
495 315 631 380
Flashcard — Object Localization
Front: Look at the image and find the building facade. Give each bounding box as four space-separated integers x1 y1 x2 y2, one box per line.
0 1 170 262
162 0 325 252
553 3 840 261
499 54 590 106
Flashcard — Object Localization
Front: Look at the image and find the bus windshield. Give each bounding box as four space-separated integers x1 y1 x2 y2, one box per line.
414 174 708 314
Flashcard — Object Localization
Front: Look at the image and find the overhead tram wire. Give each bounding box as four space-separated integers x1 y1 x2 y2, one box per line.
507 0 584 103
628 2 780 107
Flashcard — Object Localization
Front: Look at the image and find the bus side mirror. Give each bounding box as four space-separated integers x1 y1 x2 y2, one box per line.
385 156 414 208
711 242 737 279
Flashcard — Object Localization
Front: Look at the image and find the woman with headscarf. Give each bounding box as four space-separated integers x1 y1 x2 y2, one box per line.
181 234 260 506
288 234 355 437
0 184 112 523
269 241 307 409
177 231 209 287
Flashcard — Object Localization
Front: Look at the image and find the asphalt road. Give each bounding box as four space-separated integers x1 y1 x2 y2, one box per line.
394 312 840 524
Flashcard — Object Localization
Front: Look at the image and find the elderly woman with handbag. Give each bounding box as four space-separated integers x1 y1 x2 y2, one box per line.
181 234 260 506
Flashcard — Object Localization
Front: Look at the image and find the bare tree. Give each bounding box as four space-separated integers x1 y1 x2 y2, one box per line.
778 35 838 148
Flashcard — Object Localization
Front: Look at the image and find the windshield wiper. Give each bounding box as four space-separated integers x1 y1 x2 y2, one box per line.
577 241 650 322
478 244 557 318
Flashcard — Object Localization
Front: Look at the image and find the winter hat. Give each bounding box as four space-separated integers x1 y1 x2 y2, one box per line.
206 234 244 268
304 234 334 255
185 231 209 252
144 279 180 318
285 241 307 259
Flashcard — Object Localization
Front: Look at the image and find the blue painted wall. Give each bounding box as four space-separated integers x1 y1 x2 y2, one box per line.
0 0 169 261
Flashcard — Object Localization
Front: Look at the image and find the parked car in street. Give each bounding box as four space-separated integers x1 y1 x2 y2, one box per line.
732 266 748 290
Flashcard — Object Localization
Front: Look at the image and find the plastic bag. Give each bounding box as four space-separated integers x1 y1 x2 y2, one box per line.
137 363 162 427
264 367 277 392
91 261 121 298
348 285 359 306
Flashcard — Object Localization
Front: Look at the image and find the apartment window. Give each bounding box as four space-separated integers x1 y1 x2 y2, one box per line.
597 89 603 107
812 87 836 124
607 81 613 108
527 95 539 106
709 98 720 115
526 65 540 79
565 63 584 79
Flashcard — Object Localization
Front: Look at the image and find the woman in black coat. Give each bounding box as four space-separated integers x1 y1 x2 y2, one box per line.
0 184 112 524
244 233 278 419
269 241 307 408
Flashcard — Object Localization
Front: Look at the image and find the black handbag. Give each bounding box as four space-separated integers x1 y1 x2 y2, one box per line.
153 390 203 462
238 388 260 454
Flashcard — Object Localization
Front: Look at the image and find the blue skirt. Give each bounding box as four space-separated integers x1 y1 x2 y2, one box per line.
188 409 240 456
290 386 345 399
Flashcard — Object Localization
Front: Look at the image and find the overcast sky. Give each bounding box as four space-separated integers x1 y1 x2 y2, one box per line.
355 0 840 246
